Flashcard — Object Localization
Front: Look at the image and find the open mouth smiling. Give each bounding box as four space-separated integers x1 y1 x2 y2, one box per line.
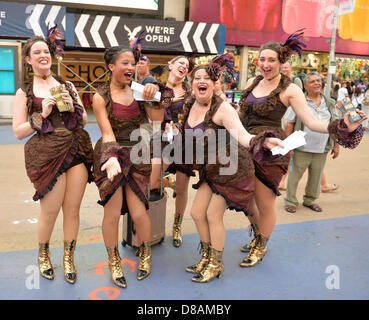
39 59 49 65
198 85 208 94
123 72 133 80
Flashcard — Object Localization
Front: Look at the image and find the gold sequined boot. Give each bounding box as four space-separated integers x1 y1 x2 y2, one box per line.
240 223 260 253
63 240 77 284
172 213 184 247
106 246 127 288
191 247 224 283
38 242 54 280
167 175 177 198
240 234 268 267
185 241 210 274
137 241 152 280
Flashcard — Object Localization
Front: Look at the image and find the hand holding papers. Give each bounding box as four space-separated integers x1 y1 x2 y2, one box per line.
339 100 362 123
167 125 174 144
271 130 306 156
131 81 161 102
50 84 70 112
163 122 178 144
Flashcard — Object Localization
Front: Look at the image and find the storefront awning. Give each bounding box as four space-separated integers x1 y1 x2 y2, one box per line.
0 2 66 38
66 14 226 54
0 1 225 54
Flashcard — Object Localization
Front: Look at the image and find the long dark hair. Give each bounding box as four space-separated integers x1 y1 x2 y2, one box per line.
103 46 132 71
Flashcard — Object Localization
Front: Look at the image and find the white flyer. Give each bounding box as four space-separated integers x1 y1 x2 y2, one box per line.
271 130 307 156
162 124 177 144
131 81 161 102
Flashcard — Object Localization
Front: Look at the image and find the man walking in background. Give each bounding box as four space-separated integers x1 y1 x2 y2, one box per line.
284 72 339 213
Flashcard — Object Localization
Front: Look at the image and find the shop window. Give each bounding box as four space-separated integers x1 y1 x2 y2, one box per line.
0 47 16 94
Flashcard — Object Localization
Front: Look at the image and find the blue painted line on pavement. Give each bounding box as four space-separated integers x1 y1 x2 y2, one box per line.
0 214 368 300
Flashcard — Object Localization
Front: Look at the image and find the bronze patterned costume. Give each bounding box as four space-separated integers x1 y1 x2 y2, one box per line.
22 77 93 201
163 81 196 177
179 95 255 215
93 83 151 214
239 74 291 196
239 73 364 196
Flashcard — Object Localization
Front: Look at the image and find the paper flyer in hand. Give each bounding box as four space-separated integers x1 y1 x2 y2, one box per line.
271 130 307 156
163 124 177 144
131 81 161 102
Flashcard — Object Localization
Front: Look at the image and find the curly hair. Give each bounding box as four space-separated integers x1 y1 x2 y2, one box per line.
259 29 307 64
259 42 285 63
23 25 64 60
22 37 51 59
190 53 234 82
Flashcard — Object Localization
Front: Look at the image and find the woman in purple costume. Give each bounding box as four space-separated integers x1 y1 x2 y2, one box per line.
12 28 93 284
149 55 195 248
238 30 367 268
180 54 285 283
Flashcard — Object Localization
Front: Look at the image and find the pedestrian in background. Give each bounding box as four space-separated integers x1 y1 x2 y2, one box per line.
214 76 227 101
362 87 369 131
352 86 364 110
284 72 339 213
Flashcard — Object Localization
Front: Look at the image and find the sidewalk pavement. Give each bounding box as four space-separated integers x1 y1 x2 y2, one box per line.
0 117 368 300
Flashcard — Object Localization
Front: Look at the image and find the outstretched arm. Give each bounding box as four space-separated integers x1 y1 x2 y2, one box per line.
213 101 283 150
287 84 367 133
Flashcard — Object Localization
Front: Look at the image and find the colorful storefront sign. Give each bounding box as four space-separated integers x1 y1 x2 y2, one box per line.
189 0 369 56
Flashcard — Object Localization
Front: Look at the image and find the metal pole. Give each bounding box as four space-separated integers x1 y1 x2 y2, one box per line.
324 0 339 97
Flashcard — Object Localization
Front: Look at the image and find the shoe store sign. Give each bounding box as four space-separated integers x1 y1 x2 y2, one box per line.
66 15 225 54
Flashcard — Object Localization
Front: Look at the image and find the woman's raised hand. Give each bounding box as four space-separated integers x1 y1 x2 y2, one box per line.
41 96 56 118
263 137 285 150
172 88 186 102
142 83 159 101
343 109 368 132
61 89 74 112
101 156 122 182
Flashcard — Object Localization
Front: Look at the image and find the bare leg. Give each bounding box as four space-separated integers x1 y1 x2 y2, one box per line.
102 187 123 248
246 196 259 225
172 171 190 247
254 178 277 238
150 159 170 189
126 183 152 280
175 171 190 215
243 176 260 239
321 171 327 188
279 173 288 190
206 193 227 251
62 164 88 241
190 182 213 243
191 188 226 283
125 184 151 243
240 196 260 251
38 174 66 243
